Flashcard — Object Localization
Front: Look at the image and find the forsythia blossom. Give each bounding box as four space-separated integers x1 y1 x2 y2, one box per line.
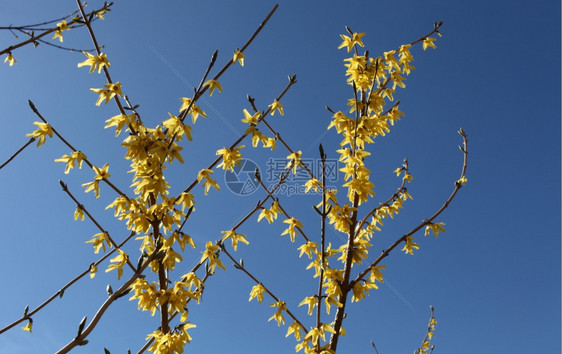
26 122 53 147
203 79 222 96
77 52 110 73
425 222 446 237
4 52 16 66
197 169 220 195
249 283 266 303
338 31 366 52
52 20 69 42
233 49 246 66
90 82 122 106
269 100 284 116
216 145 245 172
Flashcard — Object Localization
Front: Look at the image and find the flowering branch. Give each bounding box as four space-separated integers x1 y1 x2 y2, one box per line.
56 242 164 353
59 180 136 271
0 231 135 335
27 100 133 202
0 2 112 57
221 246 309 335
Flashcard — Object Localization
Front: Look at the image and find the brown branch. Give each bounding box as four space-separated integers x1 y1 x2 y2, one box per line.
75 0 132 124
352 130 468 288
0 3 111 56
173 75 296 203
255 172 311 243
315 149 328 351
166 4 280 151
328 192 360 351
414 305 436 354
56 242 163 353
355 158 409 232
59 180 136 271
221 247 309 335
0 231 135 335
0 137 35 171
27 100 133 203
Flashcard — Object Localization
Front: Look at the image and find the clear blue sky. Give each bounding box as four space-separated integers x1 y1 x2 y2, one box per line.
0 1 560 353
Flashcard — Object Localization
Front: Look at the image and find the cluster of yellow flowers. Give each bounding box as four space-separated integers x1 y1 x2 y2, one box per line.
49 49 211 350
16 8 463 351
232 27 448 353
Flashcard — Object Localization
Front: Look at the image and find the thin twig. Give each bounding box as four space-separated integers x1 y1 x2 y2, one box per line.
352 131 468 288
221 247 309 335
27 100 132 203
59 181 136 271
56 242 163 353
0 137 35 171
0 4 111 56
0 232 135 335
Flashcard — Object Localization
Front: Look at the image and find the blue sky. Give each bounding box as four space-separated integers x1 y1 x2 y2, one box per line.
0 1 560 353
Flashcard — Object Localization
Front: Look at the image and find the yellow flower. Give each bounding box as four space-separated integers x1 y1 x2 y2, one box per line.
179 98 207 123
197 169 220 195
175 192 196 211
93 163 111 180
343 176 375 205
4 52 16 66
221 230 249 251
90 82 122 106
264 137 276 151
52 20 69 42
268 301 286 326
304 178 322 193
298 241 318 259
216 145 245 172
129 278 159 315
89 263 98 278
105 114 136 137
55 151 87 174
77 52 110 73
401 236 419 255
423 37 437 50
200 241 225 274
258 208 275 224
269 100 284 116
74 206 85 221
286 322 303 341
338 31 366 52
298 296 318 315
281 217 303 242
324 296 343 315
456 176 468 186
163 113 193 141
368 265 386 284
26 122 53 147
21 320 32 333
233 49 246 66
249 283 266 303
86 232 111 253
286 151 302 174
96 8 108 19
105 249 128 280
146 326 196 353
241 109 260 125
425 222 446 237
203 79 222 96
